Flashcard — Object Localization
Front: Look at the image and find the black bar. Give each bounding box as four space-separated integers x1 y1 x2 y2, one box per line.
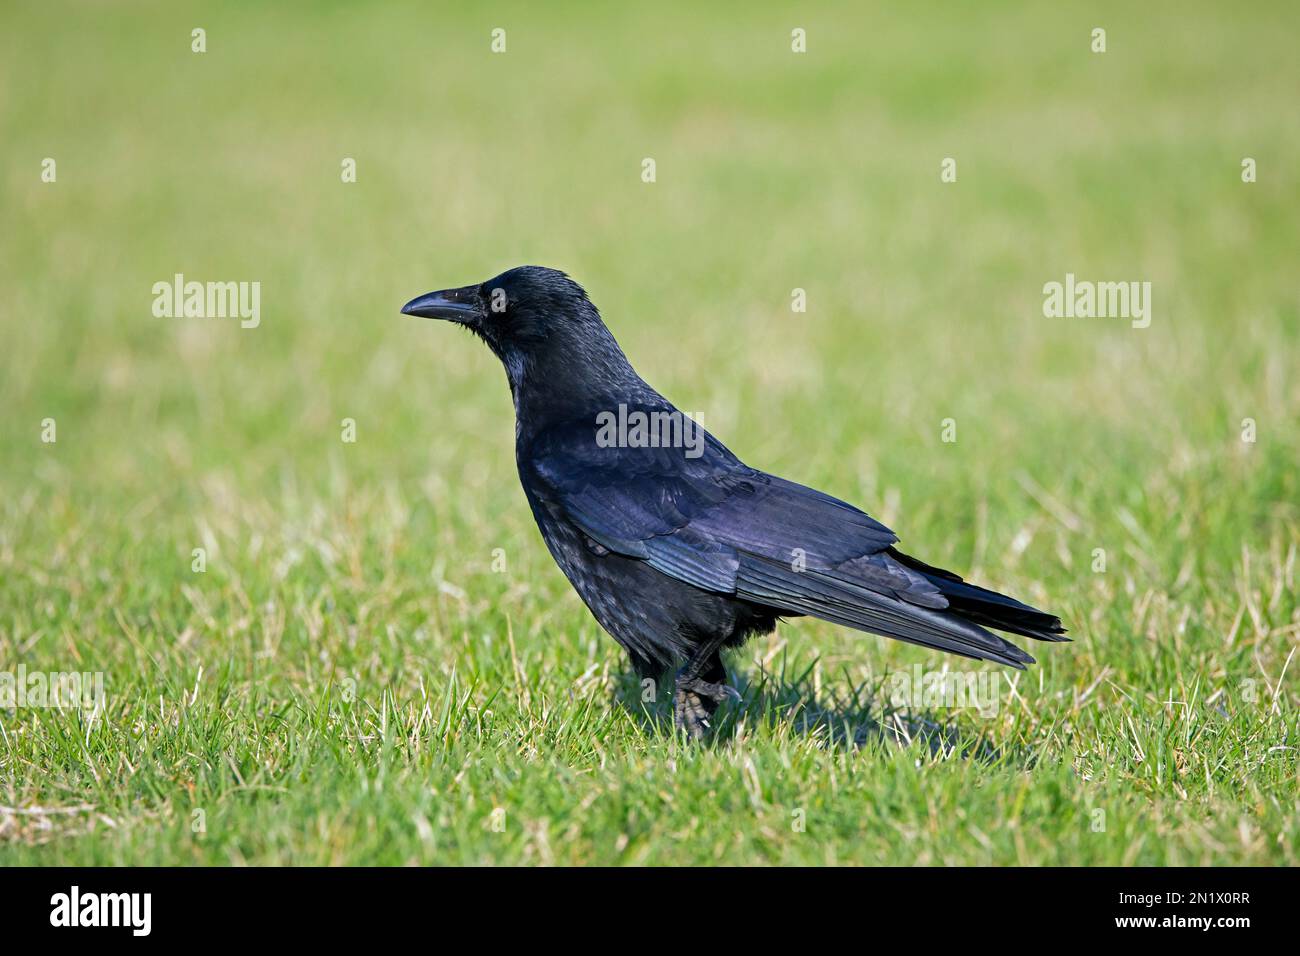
0 866 1279 941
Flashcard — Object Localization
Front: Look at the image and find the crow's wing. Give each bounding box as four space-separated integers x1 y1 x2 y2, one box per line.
526 418 1036 667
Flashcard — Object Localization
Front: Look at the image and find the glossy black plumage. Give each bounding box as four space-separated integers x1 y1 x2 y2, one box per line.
402 266 1067 735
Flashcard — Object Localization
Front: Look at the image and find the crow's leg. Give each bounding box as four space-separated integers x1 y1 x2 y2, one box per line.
673 647 741 739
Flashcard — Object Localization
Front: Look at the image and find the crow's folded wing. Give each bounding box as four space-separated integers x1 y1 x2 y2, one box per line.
526 418 1035 668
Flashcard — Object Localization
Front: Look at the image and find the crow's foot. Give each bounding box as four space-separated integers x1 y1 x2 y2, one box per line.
673 675 741 739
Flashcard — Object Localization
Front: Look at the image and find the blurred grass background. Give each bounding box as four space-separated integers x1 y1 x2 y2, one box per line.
0 1 1297 864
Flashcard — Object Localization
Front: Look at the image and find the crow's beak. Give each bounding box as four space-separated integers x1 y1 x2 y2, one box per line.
400 285 483 323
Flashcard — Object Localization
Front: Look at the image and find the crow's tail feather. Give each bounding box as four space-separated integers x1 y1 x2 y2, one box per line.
887 548 1069 644
736 553 1038 669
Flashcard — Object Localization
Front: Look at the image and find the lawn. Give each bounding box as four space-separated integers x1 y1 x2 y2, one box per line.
1 1 1296 865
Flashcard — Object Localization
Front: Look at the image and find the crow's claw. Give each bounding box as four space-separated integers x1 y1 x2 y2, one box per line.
673 686 714 740
673 674 742 738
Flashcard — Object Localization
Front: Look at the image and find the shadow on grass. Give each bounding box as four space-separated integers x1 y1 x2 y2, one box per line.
612 655 1039 769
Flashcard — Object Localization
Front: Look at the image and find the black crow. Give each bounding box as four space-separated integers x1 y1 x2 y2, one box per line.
402 266 1067 737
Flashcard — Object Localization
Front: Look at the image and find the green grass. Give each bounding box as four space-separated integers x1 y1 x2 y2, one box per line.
1 0 1297 865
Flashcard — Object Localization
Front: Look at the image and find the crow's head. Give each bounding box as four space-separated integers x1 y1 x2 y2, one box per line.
402 266 632 391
